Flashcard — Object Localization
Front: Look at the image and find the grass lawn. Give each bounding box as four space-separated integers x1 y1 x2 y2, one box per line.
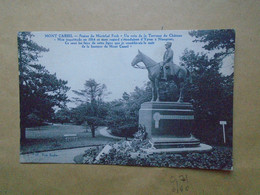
20 124 117 154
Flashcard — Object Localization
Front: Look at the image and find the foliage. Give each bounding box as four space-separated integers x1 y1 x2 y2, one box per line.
184 29 234 145
189 29 235 60
133 125 148 141
18 32 70 140
26 113 43 127
70 104 87 125
72 79 109 137
180 49 233 146
84 101 108 136
83 144 232 170
159 81 179 101
105 99 137 138
83 146 104 164
86 134 152 164
54 107 71 124
73 79 109 103
106 84 151 137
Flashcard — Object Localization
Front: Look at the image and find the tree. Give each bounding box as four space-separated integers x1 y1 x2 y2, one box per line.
54 107 71 124
73 79 109 104
106 83 151 138
159 81 179 102
18 32 70 141
180 49 233 145
189 29 235 60
106 99 137 139
70 104 88 125
188 29 235 145
72 79 109 137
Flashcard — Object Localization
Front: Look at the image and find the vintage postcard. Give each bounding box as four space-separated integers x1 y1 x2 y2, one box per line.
19 29 234 170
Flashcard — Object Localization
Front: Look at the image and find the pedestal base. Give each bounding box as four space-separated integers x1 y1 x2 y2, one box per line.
151 137 200 149
139 102 195 138
139 101 212 152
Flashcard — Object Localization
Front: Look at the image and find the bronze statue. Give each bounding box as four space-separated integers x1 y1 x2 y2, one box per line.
162 42 174 80
131 46 191 102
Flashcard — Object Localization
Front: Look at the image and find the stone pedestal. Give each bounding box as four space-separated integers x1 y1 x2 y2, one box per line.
139 102 211 152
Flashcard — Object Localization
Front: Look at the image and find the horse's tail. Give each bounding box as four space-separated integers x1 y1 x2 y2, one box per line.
186 69 192 84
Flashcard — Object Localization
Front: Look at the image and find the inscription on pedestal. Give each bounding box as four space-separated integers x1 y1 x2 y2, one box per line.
153 112 194 128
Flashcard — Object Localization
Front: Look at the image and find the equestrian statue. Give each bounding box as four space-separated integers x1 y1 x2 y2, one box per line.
131 42 191 102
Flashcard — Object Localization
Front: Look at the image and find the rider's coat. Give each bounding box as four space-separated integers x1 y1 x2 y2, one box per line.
163 48 174 65
163 48 174 76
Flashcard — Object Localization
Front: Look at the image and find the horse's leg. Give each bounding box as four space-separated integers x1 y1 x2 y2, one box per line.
175 81 180 102
155 78 160 102
151 80 155 102
177 81 184 103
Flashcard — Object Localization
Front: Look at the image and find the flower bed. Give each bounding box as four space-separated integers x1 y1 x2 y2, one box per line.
82 142 232 170
82 126 232 170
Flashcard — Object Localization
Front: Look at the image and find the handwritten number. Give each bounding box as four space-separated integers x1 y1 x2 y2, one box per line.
170 175 189 193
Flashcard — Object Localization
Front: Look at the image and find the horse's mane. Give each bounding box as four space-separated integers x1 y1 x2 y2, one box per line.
140 51 157 66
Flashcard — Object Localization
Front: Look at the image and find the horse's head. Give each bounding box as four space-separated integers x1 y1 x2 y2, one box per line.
131 50 145 69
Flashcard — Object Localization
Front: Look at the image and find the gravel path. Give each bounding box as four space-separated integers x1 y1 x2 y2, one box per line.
99 127 133 140
99 127 125 139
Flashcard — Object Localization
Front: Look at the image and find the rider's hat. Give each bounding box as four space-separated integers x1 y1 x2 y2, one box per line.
165 42 172 47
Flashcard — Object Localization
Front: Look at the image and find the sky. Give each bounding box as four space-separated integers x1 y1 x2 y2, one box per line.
32 30 234 108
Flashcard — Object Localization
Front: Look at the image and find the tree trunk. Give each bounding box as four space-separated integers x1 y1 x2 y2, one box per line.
91 127 95 138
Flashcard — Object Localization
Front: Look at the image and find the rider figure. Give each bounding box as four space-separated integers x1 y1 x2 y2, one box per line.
162 42 174 80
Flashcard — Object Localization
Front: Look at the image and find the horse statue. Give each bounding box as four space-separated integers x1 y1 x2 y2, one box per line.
131 50 191 102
